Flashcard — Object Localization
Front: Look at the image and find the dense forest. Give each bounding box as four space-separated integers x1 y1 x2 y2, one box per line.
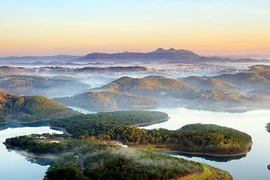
4 134 110 155
5 135 205 180
98 76 194 96
5 135 68 155
50 111 168 138
50 112 251 155
0 91 77 122
5 134 232 180
44 148 204 180
54 91 157 111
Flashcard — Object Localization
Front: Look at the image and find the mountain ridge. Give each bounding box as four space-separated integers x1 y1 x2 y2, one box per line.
80 48 200 62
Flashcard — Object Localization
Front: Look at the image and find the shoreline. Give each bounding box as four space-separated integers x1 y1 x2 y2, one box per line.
49 116 170 136
68 106 158 112
133 117 170 127
3 143 58 159
132 142 253 157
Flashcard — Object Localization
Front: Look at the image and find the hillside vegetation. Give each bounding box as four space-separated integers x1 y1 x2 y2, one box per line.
180 76 238 91
0 75 89 97
0 91 76 122
4 135 231 180
55 91 157 111
213 72 270 91
98 76 194 96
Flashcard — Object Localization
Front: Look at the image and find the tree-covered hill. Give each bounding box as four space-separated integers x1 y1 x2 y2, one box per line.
54 91 157 111
0 91 77 122
0 75 89 97
213 72 270 91
91 76 269 112
180 76 238 91
98 76 194 96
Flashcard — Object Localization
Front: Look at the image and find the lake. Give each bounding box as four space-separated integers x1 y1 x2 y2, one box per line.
1 108 270 179
0 126 61 180
143 108 270 180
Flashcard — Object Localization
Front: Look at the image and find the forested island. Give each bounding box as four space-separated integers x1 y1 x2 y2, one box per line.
5 110 251 156
3 108 250 179
0 91 77 123
49 112 252 156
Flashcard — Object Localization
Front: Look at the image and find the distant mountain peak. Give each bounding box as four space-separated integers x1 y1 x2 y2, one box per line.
155 48 166 52
80 48 200 62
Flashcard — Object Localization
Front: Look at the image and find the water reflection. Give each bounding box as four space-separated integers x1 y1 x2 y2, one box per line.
0 126 61 180
165 152 246 162
26 157 55 166
0 120 50 131
143 108 270 180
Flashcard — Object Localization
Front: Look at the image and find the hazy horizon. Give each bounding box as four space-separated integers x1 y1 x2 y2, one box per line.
1 0 270 56
1 48 270 59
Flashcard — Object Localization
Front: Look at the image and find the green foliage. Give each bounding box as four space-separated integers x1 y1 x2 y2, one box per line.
45 165 87 180
55 91 157 110
99 76 194 96
5 135 67 154
45 148 203 180
50 110 168 138
101 124 252 155
4 134 112 155
0 91 76 122
181 76 237 90
51 111 252 155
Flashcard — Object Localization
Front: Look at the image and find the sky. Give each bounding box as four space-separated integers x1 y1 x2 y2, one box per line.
0 0 270 56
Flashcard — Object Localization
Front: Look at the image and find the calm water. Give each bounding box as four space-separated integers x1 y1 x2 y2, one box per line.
143 108 270 180
1 108 270 179
0 126 61 180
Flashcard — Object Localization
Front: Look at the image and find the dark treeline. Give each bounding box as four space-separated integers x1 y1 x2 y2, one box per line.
50 110 168 138
5 134 111 155
5 134 69 154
